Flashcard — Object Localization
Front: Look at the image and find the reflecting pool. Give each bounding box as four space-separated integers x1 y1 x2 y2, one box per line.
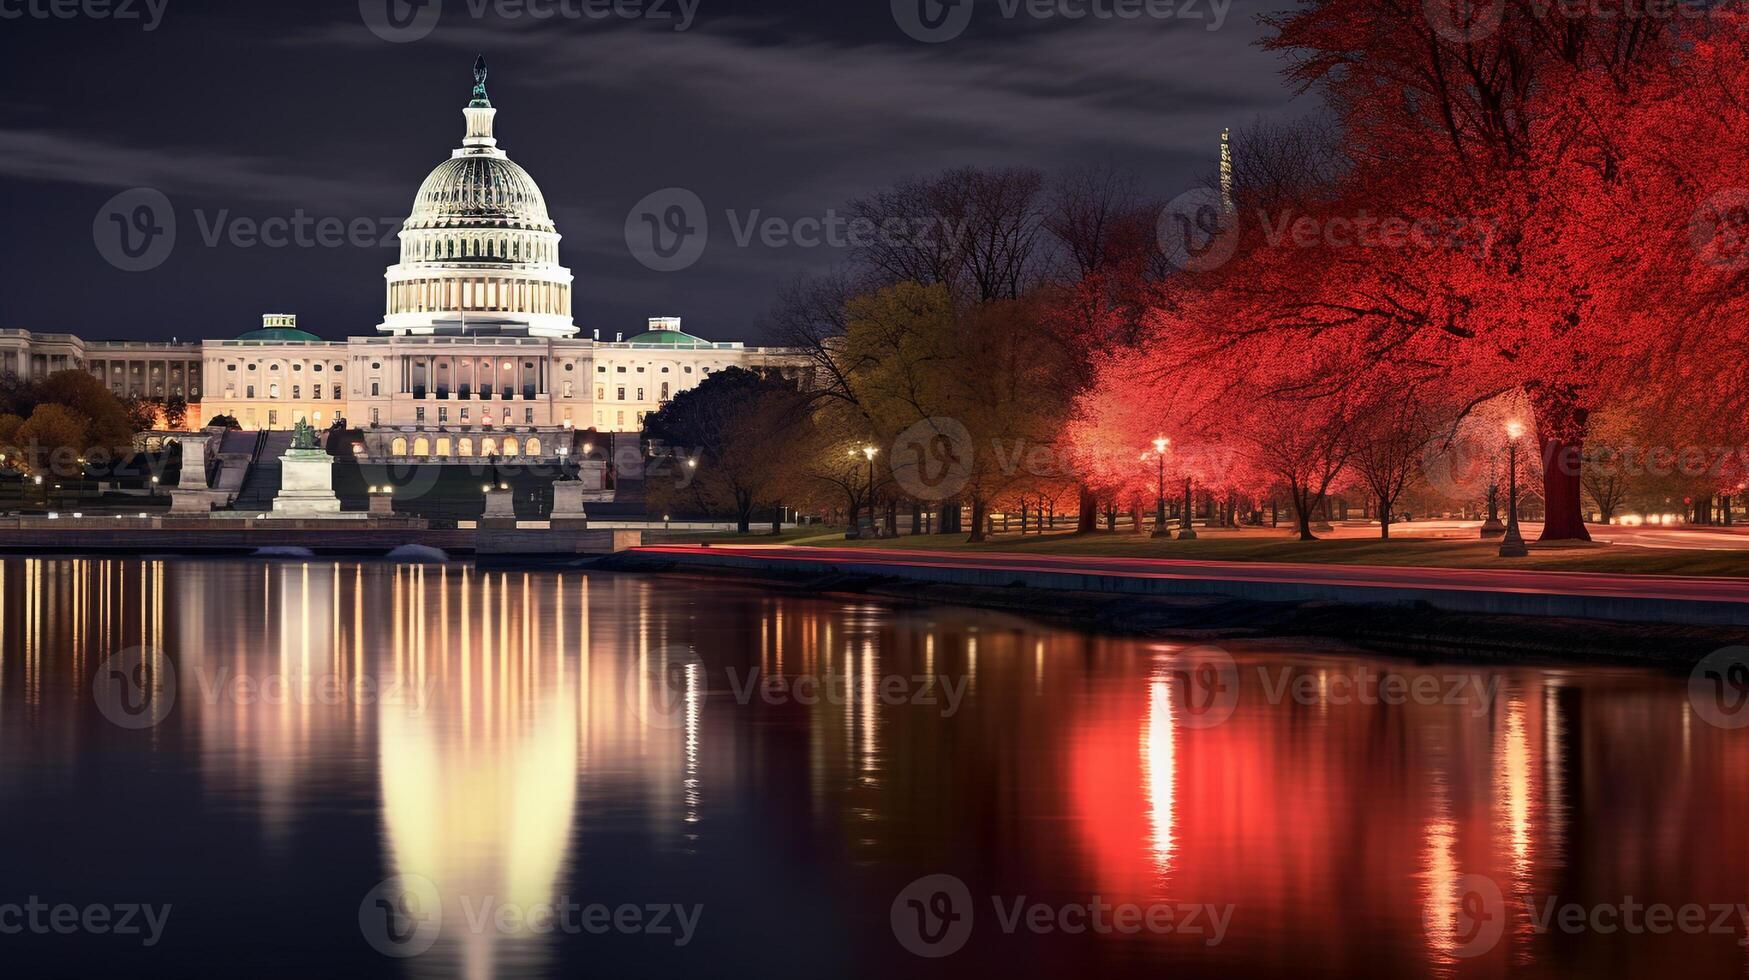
0 558 1741 978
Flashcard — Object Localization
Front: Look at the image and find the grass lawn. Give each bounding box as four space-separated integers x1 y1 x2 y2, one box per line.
679 526 1749 578
649 525 848 546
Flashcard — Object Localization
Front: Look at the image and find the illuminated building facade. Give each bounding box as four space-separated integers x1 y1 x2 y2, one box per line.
3 61 806 460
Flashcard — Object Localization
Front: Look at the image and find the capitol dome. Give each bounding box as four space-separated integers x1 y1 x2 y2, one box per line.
406 155 553 232
378 58 576 338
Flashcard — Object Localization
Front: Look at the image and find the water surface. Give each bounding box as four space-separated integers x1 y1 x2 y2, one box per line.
0 558 1741 978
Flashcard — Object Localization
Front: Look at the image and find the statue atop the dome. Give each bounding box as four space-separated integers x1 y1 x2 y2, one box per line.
470 55 491 108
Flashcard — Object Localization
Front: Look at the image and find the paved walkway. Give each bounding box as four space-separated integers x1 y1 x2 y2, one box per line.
628 544 1749 627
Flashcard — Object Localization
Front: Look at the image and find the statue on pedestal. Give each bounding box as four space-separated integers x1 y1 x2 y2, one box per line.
291 419 321 451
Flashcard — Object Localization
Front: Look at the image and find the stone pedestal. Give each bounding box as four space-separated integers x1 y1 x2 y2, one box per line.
549 480 590 528
480 488 518 529
368 491 395 517
271 448 342 516
169 489 221 514
1479 518 1506 538
550 467 615 529
177 434 213 489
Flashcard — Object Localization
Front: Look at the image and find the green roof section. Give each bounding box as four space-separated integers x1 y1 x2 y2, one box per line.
235 327 324 343
621 329 716 347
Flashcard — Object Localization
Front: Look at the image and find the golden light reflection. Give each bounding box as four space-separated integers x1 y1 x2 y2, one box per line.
1143 675 1175 879
1420 766 1462 968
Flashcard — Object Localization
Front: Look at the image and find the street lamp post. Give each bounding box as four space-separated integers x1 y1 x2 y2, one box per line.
1178 475 1198 540
1151 437 1171 538
1500 421 1529 558
845 445 878 539
863 445 879 538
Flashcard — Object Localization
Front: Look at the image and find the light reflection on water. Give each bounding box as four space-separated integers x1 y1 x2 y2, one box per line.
0 557 1743 979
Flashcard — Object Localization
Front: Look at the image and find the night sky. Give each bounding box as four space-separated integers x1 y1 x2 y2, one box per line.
0 0 1309 345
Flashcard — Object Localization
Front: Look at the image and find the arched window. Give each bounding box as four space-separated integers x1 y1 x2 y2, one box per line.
435 437 452 457
481 437 498 457
391 437 408 456
501 436 520 457
458 437 474 458
412 437 430 457
525 437 542 457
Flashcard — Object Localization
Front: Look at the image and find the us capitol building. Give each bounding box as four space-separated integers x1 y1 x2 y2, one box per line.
2 60 808 462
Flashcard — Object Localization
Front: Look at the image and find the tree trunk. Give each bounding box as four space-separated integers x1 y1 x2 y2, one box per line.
1379 493 1391 540
911 505 923 535
967 498 988 543
1077 486 1098 533
770 501 783 536
938 498 960 534
1534 396 1592 541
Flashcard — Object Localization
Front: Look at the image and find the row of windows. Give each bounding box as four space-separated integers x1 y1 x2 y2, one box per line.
388 435 547 458
598 384 670 402
410 406 538 425
401 231 558 265
387 278 570 316
225 362 344 373
600 365 696 375
98 364 196 375
229 384 344 400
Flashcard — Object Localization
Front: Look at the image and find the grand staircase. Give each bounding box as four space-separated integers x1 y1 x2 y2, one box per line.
230 431 296 512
